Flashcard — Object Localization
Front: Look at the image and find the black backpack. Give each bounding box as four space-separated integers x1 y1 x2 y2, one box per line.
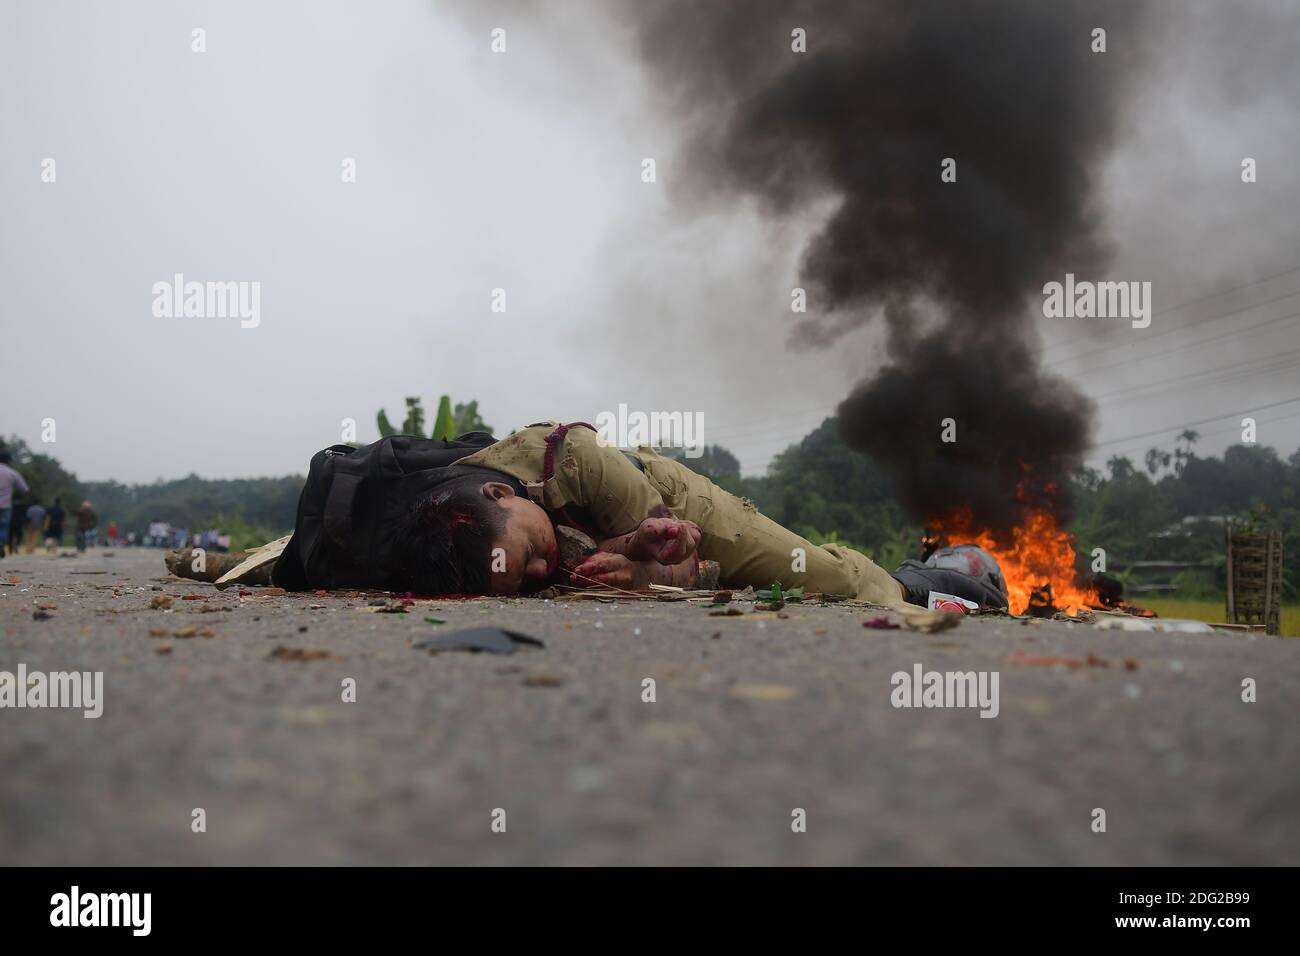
273 432 504 591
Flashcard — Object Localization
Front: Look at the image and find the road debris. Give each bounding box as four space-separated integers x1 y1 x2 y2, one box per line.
414 627 545 655
172 626 215 639
556 525 598 571
267 645 333 661
523 674 565 687
362 599 408 613
899 608 962 633
1005 650 1139 670
731 683 797 701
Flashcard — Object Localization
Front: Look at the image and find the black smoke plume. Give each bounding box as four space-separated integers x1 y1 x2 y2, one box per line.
636 0 1147 535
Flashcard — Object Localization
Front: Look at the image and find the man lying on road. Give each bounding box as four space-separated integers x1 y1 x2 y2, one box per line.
167 422 1008 609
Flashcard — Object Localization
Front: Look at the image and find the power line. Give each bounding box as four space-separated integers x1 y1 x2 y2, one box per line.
728 348 1300 460
1045 287 1300 370
1092 346 1300 405
711 271 1300 471
1076 307 1300 378
1090 407 1300 464
733 371 1300 472
1042 263 1300 356
708 271 1300 447
703 408 837 442
1090 395 1300 452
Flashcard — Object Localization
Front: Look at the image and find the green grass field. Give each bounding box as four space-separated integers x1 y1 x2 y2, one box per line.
1138 597 1300 637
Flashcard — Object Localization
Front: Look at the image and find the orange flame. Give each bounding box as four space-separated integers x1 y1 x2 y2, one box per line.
933 483 1093 616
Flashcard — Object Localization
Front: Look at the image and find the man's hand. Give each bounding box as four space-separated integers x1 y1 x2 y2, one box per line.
570 552 643 590
571 546 701 590
632 516 701 565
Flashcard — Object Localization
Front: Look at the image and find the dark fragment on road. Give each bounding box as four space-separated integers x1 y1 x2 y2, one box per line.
267 645 334 661
414 627 545 655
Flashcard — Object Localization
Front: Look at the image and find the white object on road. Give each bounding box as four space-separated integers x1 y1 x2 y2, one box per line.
927 591 978 613
1094 616 1214 633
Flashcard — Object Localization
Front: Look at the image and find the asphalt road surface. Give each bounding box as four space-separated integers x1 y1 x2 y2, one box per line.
1 548 1296 865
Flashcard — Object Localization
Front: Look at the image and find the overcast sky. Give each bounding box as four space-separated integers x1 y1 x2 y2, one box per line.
2 0 1298 483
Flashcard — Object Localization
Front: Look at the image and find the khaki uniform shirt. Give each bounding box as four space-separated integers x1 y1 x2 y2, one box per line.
454 422 906 606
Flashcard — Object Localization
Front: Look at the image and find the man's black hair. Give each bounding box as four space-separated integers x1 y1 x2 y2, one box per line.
395 472 509 595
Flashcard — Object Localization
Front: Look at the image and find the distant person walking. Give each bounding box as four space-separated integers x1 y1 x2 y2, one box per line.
45 497 66 551
24 501 46 553
6 515 21 556
0 451 29 559
75 500 98 552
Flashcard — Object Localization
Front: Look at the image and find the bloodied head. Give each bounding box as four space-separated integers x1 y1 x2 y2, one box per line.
398 475 558 596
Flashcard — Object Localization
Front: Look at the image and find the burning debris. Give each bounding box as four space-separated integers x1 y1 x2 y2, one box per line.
1087 573 1157 618
930 496 1096 615
917 531 1157 618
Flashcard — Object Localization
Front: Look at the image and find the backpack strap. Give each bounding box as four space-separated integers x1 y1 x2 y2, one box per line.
522 422 595 505
323 472 363 548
